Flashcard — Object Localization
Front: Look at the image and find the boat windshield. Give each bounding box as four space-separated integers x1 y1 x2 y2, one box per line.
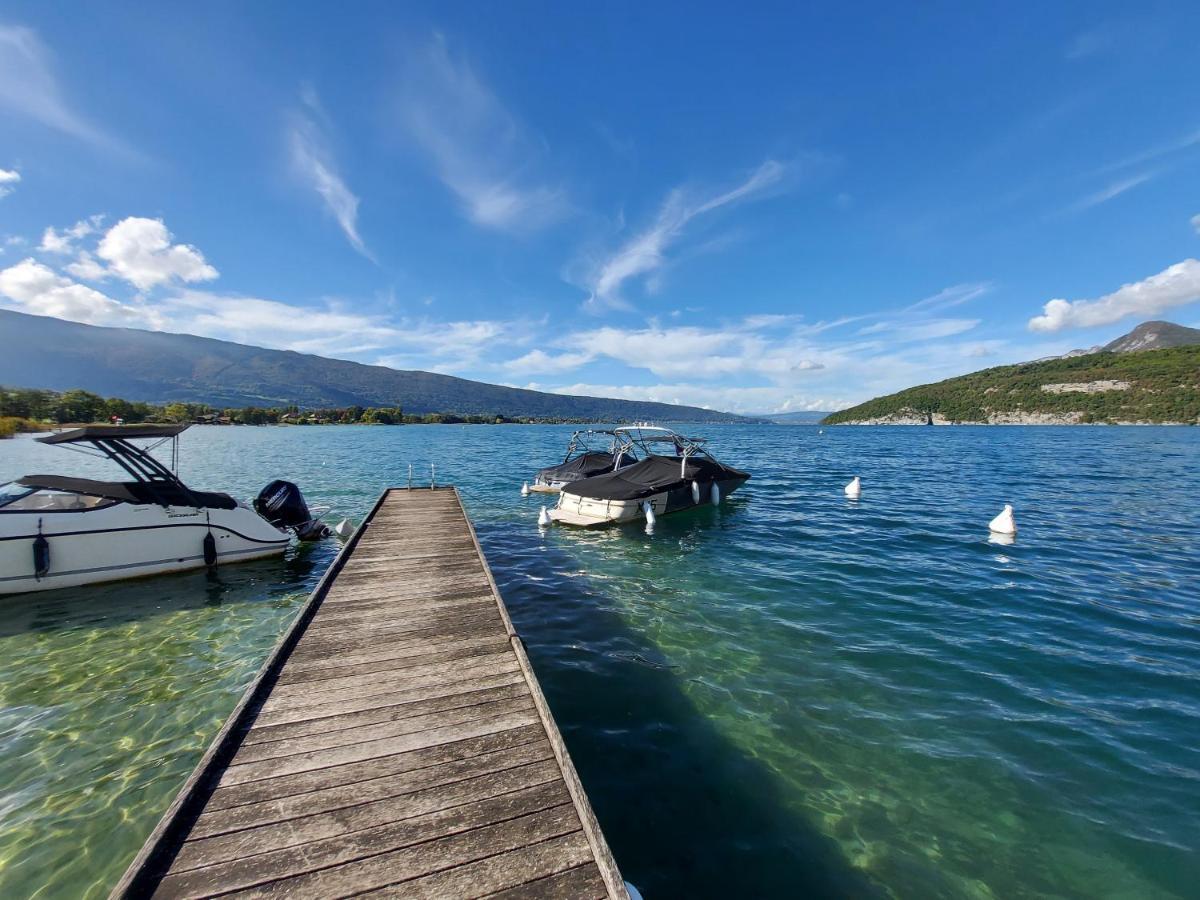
0 485 115 512
613 426 714 462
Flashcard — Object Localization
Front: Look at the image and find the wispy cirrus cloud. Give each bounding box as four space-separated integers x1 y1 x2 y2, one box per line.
289 88 372 259
580 160 786 311
0 25 131 154
1028 258 1200 332
1065 171 1156 214
395 34 565 232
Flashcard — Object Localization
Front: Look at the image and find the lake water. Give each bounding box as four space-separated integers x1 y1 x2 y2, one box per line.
1 424 1197 898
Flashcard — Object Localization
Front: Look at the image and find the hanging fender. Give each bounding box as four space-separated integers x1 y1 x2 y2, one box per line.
33 519 50 580
203 511 218 568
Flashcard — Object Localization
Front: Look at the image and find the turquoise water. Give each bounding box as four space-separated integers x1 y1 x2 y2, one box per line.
1 425 1197 898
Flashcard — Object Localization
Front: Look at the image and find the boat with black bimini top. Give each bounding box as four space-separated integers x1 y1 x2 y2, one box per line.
529 428 638 493
0 424 331 595
547 425 750 526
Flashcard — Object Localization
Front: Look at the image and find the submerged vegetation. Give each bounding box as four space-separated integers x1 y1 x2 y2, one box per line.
824 346 1200 425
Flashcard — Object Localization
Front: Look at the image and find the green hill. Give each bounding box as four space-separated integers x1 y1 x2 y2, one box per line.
823 345 1200 425
0 309 745 423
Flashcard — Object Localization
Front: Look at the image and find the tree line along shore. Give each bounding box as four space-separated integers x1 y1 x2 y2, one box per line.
0 386 618 438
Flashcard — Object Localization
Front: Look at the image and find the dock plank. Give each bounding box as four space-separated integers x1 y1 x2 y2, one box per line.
112 488 626 899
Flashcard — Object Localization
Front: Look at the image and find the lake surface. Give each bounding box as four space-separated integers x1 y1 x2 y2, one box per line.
1 424 1197 898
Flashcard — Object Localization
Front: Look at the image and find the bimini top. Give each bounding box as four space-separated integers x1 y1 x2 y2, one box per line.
37 424 189 445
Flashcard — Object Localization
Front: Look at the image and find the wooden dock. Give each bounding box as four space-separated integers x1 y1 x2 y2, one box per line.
113 487 628 899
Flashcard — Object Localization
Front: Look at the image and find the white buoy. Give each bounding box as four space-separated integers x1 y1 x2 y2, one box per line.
818 429 824 435
988 503 1017 536
844 476 861 499
537 506 551 527
521 482 530 496
710 482 720 505
333 518 353 539
642 501 657 527
691 481 701 504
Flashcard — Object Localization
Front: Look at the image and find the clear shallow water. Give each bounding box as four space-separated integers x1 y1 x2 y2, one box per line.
1 424 1197 898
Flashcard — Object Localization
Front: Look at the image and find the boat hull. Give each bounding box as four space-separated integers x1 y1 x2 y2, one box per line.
548 474 749 527
0 502 290 595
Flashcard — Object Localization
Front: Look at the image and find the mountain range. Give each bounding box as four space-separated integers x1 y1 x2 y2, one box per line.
0 309 745 422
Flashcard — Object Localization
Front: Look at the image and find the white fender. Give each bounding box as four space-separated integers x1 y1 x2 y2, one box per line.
537 506 551 527
642 501 657 526
332 518 354 540
521 482 530 496
710 482 720 505
691 481 701 504
844 476 861 499
988 503 1016 536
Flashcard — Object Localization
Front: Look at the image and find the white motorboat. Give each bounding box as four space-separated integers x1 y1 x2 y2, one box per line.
547 425 750 527
529 429 637 493
0 424 329 595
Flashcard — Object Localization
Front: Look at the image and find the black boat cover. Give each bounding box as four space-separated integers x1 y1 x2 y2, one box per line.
536 451 624 485
15 475 238 510
561 455 748 501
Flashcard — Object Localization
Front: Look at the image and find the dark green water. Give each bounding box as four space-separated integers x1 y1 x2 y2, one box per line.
1 425 1197 898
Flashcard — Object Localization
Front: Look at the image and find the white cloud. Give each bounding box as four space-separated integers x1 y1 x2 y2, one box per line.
539 381 847 415
0 258 141 325
904 282 992 313
288 90 371 259
396 35 564 232
0 25 126 152
1092 127 1200 177
96 217 218 290
1028 259 1200 332
39 215 104 254
503 348 596 375
1191 213 1200 235
857 317 980 342
1067 171 1155 213
163 290 398 356
0 167 19 198
584 160 785 311
64 251 109 281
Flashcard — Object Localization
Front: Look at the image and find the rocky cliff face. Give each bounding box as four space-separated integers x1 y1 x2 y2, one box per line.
1101 321 1200 353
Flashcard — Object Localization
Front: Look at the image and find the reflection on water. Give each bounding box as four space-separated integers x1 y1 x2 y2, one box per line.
1 424 1199 898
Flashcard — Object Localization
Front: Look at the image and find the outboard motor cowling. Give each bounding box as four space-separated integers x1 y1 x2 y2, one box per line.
254 480 330 541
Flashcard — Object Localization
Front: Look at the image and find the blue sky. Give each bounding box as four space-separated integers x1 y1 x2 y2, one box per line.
1 1 1198 413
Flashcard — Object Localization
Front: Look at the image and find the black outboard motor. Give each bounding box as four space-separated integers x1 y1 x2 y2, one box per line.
254 480 330 541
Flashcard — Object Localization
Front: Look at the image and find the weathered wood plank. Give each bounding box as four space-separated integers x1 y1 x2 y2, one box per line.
175 761 570 872
155 783 572 900
232 697 535 766
251 670 529 730
245 682 531 746
376 831 598 899
486 862 610 900
189 746 561 844
207 723 545 811
219 805 582 899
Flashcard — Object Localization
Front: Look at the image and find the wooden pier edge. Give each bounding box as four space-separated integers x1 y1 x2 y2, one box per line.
108 488 390 899
457 490 629 900
109 486 631 899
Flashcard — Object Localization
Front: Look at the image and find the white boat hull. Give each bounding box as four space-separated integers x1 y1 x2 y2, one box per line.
548 475 748 527
0 502 290 595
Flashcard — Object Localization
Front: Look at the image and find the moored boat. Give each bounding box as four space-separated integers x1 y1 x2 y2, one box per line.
547 425 749 526
0 424 329 594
